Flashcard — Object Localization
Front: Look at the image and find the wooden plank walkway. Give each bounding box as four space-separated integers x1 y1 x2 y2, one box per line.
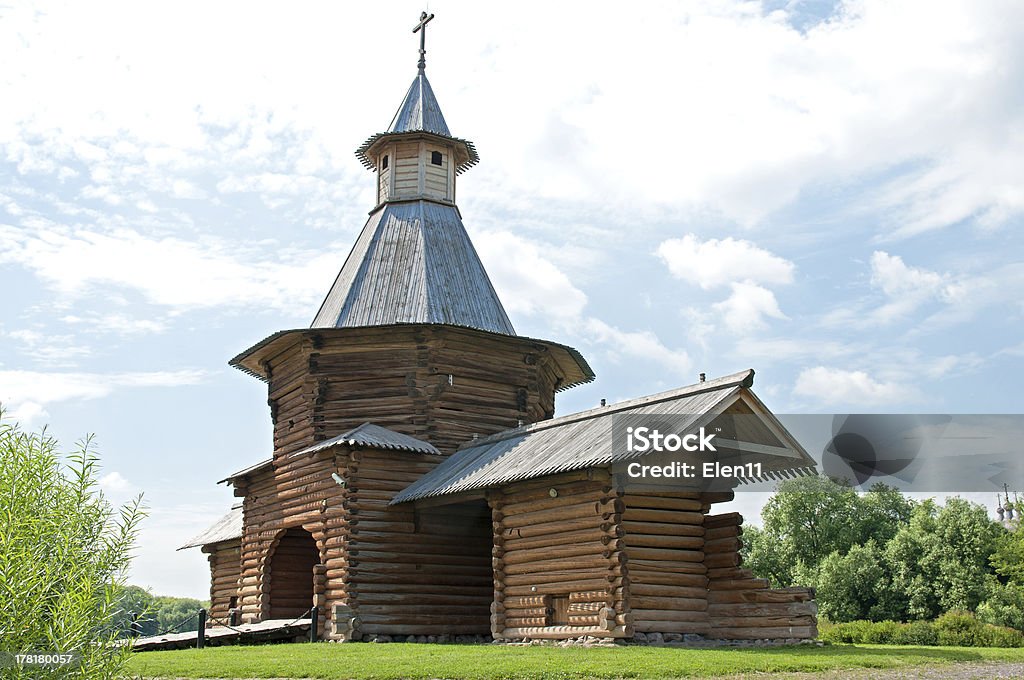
132 619 312 651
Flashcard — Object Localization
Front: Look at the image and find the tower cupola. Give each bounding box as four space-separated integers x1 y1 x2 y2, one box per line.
355 12 479 207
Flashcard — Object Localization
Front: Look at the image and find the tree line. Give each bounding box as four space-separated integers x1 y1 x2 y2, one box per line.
743 475 1024 629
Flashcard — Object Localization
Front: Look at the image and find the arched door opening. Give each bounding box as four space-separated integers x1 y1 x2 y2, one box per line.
267 527 320 620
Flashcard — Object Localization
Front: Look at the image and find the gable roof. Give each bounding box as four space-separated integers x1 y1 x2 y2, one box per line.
310 201 516 334
299 423 440 456
179 505 243 550
219 423 439 485
392 370 816 504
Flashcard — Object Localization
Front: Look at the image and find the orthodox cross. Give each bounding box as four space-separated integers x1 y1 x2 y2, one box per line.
413 11 435 74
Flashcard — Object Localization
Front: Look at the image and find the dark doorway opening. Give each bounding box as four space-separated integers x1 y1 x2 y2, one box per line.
267 527 319 620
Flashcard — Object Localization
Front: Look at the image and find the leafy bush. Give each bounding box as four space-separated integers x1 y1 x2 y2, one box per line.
977 581 1024 631
861 619 902 644
0 416 145 677
935 610 984 646
891 620 939 646
819 613 1023 648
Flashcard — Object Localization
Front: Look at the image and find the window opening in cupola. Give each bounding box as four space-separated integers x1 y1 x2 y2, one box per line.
381 155 389 170
431 151 443 166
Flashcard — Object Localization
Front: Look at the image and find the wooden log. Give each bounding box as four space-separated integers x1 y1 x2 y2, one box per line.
708 588 814 605
621 521 704 538
708 578 769 591
633 609 708 622
709 602 817 617
706 567 753 581
631 597 707 611
505 617 548 628
703 513 743 529
623 495 704 511
625 534 704 550
704 525 742 541
624 572 708 588
703 537 741 554
501 606 551 618
629 583 708 599
628 559 706 574
622 508 704 525
503 595 551 608
501 527 621 552
704 552 741 569
501 499 623 529
499 625 629 640
502 517 619 539
500 553 622 576
502 579 617 597
569 591 611 603
501 541 619 566
628 546 705 563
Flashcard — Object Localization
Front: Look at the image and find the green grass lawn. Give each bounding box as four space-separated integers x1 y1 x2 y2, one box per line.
126 642 1024 679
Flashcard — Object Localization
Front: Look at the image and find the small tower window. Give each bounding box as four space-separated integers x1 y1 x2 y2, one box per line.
431 151 443 166
381 155 389 170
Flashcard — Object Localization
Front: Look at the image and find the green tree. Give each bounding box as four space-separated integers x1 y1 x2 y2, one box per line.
796 540 902 622
748 476 913 587
886 498 1002 620
991 529 1024 584
0 416 145 678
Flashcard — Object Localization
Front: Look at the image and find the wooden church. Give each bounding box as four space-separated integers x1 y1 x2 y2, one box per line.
183 12 819 643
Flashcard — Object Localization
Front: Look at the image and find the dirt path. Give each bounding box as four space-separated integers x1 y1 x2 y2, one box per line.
731 662 1024 679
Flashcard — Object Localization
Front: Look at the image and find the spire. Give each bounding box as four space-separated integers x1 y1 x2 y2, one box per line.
316 12 509 334
355 12 479 173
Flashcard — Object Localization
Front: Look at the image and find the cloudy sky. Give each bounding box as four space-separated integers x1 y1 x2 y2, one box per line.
2 0 1022 598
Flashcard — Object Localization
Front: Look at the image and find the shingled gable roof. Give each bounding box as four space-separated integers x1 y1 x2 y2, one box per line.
218 423 438 485
179 505 243 550
392 370 816 504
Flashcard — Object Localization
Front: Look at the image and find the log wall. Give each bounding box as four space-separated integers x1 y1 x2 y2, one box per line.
489 470 631 640
203 540 241 622
621 492 708 635
703 512 817 640
344 448 493 638
260 326 565 460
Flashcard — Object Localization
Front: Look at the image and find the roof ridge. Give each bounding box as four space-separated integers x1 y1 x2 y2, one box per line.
465 369 755 449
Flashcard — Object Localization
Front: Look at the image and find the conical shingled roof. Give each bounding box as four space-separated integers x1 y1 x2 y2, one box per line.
388 73 451 136
355 73 479 173
310 201 515 335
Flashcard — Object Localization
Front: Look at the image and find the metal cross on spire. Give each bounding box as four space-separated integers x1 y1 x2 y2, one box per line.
413 11 435 74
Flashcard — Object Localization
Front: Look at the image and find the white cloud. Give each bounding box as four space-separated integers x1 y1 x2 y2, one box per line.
868 251 962 323
0 2 1019 236
473 230 588 320
657 234 795 335
793 366 918 406
0 369 207 424
656 235 795 290
712 282 789 333
61 313 167 336
99 471 131 493
582 318 692 376
0 225 340 314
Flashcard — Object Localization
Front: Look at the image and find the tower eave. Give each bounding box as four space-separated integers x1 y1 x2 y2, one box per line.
229 325 595 392
355 130 479 174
